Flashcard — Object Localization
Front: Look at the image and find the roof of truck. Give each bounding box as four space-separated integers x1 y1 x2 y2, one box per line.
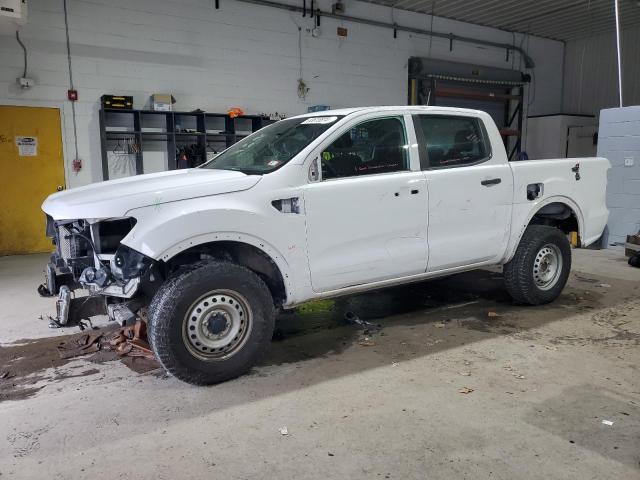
294 105 487 118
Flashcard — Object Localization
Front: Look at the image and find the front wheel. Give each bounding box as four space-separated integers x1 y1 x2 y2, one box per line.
503 225 572 305
148 261 276 385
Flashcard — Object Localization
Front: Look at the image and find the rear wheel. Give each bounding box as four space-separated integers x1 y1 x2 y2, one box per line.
503 225 571 305
148 261 275 385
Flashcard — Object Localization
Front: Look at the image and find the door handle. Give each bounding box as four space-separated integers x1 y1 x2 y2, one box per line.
395 189 419 197
481 178 501 186
56 185 64 191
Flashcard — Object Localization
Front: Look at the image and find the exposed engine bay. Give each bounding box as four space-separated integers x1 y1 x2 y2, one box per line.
40 215 160 328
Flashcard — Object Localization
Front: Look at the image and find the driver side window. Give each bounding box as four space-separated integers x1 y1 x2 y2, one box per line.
321 117 408 180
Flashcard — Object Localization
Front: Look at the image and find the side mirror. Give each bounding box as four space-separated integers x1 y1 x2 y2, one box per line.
308 157 320 182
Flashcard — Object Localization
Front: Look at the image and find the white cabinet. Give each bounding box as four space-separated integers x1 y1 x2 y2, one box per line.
525 114 597 159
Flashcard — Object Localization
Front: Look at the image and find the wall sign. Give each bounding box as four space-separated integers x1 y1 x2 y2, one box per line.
15 136 38 156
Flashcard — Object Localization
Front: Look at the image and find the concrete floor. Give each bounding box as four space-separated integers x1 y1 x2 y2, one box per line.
0 249 638 479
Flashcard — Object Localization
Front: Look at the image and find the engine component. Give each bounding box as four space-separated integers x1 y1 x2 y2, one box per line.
79 266 111 288
107 303 136 326
52 285 72 327
111 245 153 281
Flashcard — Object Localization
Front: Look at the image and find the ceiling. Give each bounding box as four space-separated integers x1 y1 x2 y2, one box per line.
362 0 640 41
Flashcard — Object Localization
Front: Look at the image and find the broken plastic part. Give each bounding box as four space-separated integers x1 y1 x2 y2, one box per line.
107 303 137 326
110 245 153 281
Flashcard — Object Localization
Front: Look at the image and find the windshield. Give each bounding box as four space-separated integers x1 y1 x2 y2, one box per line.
202 116 343 174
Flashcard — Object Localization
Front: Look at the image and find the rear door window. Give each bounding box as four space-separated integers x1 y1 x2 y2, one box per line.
415 115 490 169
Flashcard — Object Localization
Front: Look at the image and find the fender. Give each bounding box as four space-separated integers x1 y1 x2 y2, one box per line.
503 195 585 263
157 232 296 306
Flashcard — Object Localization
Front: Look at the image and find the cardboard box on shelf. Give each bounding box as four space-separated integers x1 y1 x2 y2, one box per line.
149 93 176 112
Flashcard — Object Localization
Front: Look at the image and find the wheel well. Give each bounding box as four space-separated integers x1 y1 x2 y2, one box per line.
164 241 287 307
529 202 579 237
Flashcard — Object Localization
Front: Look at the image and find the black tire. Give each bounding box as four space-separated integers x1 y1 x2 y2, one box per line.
148 261 276 385
503 225 571 305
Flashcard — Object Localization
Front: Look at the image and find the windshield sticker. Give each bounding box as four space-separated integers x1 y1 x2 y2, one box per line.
301 116 338 125
267 160 281 167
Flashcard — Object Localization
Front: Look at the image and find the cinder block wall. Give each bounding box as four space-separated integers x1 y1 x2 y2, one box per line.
0 0 564 187
597 106 640 246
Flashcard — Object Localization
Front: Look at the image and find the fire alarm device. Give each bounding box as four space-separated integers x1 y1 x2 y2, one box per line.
67 89 78 101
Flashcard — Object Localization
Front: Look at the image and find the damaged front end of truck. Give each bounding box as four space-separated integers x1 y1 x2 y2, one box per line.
40 215 161 328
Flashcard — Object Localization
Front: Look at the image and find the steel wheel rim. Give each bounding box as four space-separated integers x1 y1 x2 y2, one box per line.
533 243 563 290
183 289 253 360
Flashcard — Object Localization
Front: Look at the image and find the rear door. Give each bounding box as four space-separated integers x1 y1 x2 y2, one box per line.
413 113 513 271
303 114 428 292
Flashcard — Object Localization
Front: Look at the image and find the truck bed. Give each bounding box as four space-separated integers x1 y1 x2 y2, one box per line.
510 157 610 247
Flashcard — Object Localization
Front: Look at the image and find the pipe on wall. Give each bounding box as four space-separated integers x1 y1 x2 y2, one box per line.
234 0 536 68
614 0 623 107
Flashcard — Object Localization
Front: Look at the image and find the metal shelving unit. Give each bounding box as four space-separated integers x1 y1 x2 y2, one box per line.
99 108 273 180
407 57 529 161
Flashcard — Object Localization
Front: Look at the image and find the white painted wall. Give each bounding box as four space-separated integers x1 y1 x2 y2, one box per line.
563 25 640 116
0 0 564 188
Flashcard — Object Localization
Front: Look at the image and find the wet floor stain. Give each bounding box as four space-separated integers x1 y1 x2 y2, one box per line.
0 325 160 402
0 268 633 402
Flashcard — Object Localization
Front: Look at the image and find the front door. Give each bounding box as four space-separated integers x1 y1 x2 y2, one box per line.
413 114 513 271
303 115 428 292
0 106 65 254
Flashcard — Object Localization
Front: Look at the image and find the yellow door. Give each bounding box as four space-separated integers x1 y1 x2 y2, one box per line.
0 106 65 255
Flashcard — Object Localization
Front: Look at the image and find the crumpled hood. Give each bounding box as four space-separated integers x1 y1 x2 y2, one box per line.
43 168 261 220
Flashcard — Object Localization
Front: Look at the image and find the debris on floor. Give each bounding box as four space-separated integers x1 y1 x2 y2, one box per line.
56 319 156 361
279 426 289 435
602 419 614 426
57 333 103 359
108 320 155 360
487 311 501 318
503 364 525 379
458 387 474 394
344 311 381 334
358 337 375 347
458 371 471 376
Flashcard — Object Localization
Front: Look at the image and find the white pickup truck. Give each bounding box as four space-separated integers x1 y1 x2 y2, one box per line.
42 106 609 384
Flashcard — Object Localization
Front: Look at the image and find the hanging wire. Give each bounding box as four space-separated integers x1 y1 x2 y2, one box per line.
288 12 310 100
526 29 536 109
297 25 309 99
298 25 303 79
15 31 27 78
428 1 435 58
63 0 80 165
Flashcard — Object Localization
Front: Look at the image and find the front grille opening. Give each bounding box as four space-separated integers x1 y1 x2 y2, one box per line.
57 221 94 279
96 218 137 254
58 224 92 259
